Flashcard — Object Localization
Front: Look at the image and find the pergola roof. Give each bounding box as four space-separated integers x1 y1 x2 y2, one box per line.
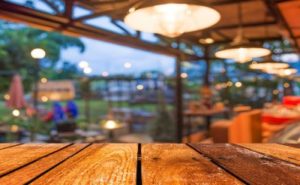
0 0 298 59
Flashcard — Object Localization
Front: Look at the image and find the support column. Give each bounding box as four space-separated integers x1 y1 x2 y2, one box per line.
204 45 211 86
175 52 183 143
31 59 40 141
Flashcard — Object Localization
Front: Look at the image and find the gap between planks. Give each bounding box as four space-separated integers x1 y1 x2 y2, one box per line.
188 143 300 185
29 144 138 185
236 144 300 166
0 143 72 178
0 143 22 150
142 143 243 185
23 143 92 185
186 143 248 184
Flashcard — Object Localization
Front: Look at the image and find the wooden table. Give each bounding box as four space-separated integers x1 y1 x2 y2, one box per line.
0 143 299 184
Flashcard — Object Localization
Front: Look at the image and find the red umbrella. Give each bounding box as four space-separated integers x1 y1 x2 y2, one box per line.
6 74 26 109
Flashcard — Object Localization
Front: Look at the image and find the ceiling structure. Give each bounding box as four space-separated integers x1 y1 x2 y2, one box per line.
0 0 299 60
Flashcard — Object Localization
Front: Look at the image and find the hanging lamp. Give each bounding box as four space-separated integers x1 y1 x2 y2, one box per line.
215 2 270 62
199 32 215 44
264 68 297 76
249 57 289 71
124 0 220 38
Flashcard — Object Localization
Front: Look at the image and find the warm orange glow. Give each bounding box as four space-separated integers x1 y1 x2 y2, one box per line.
215 47 271 63
264 68 297 76
250 62 289 71
125 3 220 37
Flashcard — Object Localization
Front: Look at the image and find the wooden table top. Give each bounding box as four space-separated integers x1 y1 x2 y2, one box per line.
184 108 228 116
0 143 299 185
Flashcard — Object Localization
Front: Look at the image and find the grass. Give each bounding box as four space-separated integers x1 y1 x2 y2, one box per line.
39 99 162 123
0 99 170 124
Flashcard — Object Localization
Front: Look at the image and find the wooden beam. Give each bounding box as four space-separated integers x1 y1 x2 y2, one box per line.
184 21 278 37
264 0 300 51
210 0 261 6
213 36 283 44
64 0 74 19
0 1 201 60
74 1 134 22
212 21 277 30
41 0 61 14
110 19 134 36
74 9 116 22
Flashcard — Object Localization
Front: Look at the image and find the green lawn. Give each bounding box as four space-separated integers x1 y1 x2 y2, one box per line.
0 99 176 125
39 99 161 123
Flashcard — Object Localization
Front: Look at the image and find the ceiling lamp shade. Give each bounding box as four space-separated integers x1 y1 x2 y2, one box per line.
249 59 289 71
264 68 297 76
124 0 220 38
215 34 271 63
215 2 270 63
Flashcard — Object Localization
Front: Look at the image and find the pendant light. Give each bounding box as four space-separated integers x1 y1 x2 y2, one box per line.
124 0 220 38
199 32 215 44
264 68 297 77
215 2 271 62
249 57 289 71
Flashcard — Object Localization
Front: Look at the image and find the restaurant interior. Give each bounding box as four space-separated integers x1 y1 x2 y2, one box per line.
0 0 300 145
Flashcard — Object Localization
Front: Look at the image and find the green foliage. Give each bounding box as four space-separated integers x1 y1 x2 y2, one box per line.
0 21 85 92
150 90 176 142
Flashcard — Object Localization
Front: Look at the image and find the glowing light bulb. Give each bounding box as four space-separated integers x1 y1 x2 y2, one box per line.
235 48 251 63
227 81 233 87
4 94 10 100
154 4 189 37
284 83 290 88
40 77 48 83
12 109 20 117
83 67 92 74
31 48 46 59
136 85 144 90
181 73 188 79
125 2 220 38
273 90 279 95
41 96 49 102
199 38 214 44
104 120 118 129
235 82 242 88
124 62 132 69
79 61 89 68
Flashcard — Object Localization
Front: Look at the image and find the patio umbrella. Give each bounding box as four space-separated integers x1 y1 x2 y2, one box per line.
6 74 26 109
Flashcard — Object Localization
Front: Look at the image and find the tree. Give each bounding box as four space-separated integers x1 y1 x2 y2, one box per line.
0 21 85 92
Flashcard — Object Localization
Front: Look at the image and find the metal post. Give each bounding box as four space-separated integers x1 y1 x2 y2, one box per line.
83 78 91 124
204 45 211 86
175 50 183 143
32 59 40 141
203 45 212 134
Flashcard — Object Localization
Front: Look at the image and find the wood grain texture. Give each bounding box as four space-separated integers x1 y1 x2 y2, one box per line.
31 144 137 185
0 143 20 150
190 144 300 185
0 144 88 185
284 144 300 149
0 143 69 177
142 144 242 185
239 144 300 166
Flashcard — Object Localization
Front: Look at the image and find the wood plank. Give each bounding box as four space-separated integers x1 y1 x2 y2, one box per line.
0 143 20 150
31 144 137 185
0 143 69 177
0 144 88 185
239 144 300 166
284 144 300 149
142 144 242 185
189 144 300 185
